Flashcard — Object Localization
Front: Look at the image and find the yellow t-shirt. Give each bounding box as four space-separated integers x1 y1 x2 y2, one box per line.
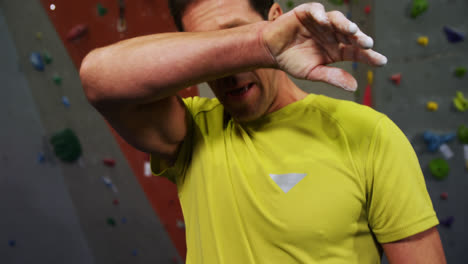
151 94 439 264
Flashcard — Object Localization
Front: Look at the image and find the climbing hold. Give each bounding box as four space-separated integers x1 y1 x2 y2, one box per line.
62 96 70 108
439 144 454 159
426 101 438 111
429 158 449 180
440 216 455 228
8 240 16 247
102 176 118 193
121 217 127 224
30 52 45 71
363 84 372 107
131 249 138 256
117 0 127 33
440 192 448 200
35 32 43 40
50 128 82 162
66 24 88 41
417 36 429 46
97 3 108 16
453 91 468 112
144 161 151 177
103 158 116 167
352 62 358 70
423 131 456 152
454 67 466 78
286 0 295 9
390 73 401 85
37 152 45 163
113 199 119 205
107 217 116 227
458 125 468 144
53 74 62 85
364 5 371 14
367 70 373 85
176 220 185 229
43 52 53 64
411 0 428 18
443 26 465 43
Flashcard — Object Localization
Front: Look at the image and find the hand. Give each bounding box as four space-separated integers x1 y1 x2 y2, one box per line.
262 3 387 91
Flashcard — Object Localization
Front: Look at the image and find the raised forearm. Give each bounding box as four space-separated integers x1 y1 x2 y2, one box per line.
80 21 274 106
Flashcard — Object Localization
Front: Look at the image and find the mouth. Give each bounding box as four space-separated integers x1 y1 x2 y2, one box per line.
227 82 254 98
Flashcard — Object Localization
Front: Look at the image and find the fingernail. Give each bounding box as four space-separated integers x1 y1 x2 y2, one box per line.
363 37 374 49
348 23 358 34
379 55 388 65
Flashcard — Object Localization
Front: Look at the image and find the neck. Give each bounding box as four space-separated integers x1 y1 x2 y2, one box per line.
266 71 308 114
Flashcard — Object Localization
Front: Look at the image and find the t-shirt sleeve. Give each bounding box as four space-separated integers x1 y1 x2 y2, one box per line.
366 116 439 243
149 96 195 184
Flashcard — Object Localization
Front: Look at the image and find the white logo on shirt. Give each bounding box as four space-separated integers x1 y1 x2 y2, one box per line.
269 173 307 193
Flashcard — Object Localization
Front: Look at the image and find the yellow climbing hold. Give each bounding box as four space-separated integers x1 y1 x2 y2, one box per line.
417 36 429 46
36 32 43 40
426 101 438 111
367 70 373 85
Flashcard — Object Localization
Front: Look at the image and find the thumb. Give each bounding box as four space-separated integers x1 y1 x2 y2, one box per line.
307 65 357 91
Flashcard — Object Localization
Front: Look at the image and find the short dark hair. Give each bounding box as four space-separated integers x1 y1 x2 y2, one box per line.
168 0 274 32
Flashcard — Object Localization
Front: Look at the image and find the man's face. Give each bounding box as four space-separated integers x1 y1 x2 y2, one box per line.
182 0 279 122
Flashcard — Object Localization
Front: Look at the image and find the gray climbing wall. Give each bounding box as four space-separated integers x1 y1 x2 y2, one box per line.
0 8 95 264
0 0 181 263
374 0 468 263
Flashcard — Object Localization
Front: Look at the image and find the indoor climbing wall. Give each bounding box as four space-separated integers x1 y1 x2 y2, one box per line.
373 0 467 263
0 0 194 263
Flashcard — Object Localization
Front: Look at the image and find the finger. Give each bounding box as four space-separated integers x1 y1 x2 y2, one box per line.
295 3 333 33
336 32 351 45
327 11 358 36
339 44 388 66
347 30 374 49
307 65 357 91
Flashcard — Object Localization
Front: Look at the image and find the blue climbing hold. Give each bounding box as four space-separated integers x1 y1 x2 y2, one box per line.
30 52 45 71
132 249 138 256
8 240 16 247
352 62 358 70
423 131 456 152
444 26 465 43
37 152 45 163
121 217 127 224
440 216 455 228
62 96 70 108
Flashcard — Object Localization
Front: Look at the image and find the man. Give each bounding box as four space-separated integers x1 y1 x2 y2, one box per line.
80 0 446 263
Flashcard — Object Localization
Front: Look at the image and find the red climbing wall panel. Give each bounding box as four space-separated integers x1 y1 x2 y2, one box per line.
39 0 196 258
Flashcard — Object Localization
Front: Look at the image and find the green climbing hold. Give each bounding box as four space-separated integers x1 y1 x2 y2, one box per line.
453 91 468 112
97 3 108 16
286 0 295 9
329 0 344 5
458 125 468 144
50 128 82 162
107 217 116 227
43 52 52 64
53 74 62 85
411 0 428 18
454 67 467 78
429 158 449 180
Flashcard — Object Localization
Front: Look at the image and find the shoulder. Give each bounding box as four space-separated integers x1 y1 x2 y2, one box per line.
312 95 386 137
